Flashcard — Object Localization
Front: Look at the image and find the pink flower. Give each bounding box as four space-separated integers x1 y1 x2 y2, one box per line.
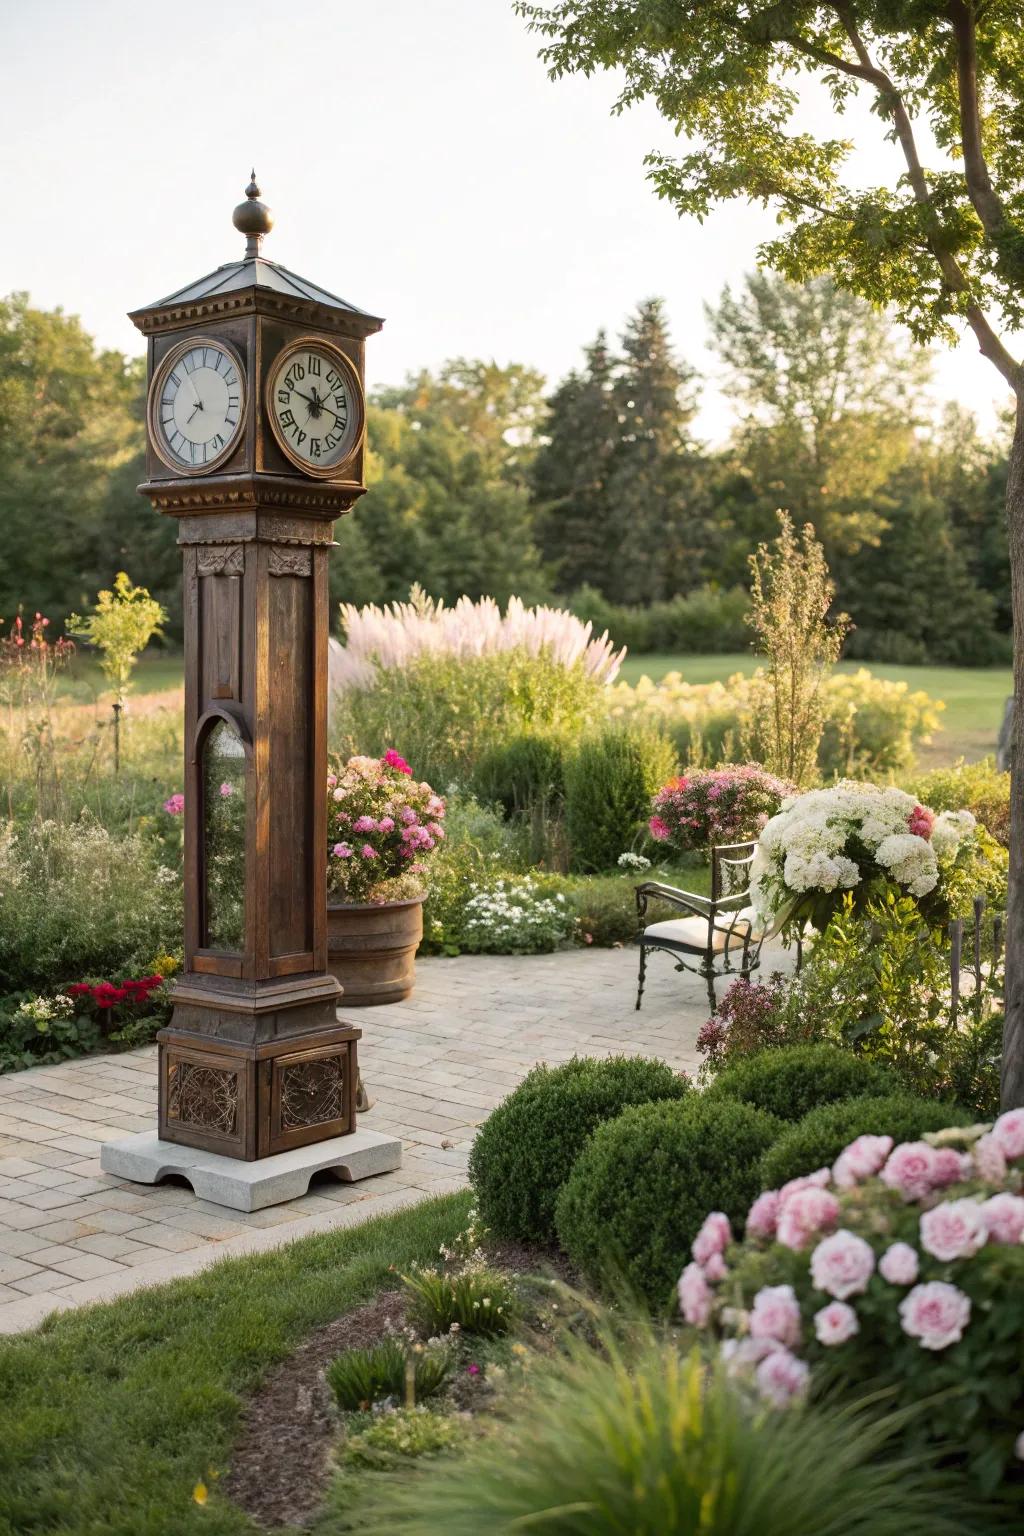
777 1186 840 1251
702 1251 728 1282
360 844 378 859
677 1262 712 1327
778 1169 831 1203
219 781 234 798
721 1335 775 1377
648 815 670 842
749 1284 802 1348
383 749 412 775
832 1134 893 1190
973 1132 1007 1183
163 793 185 815
991 1108 1024 1161
981 1192 1024 1244
692 1211 732 1267
745 1189 780 1240
332 842 353 859
899 1281 971 1351
920 1199 988 1262
428 821 445 839
400 807 418 825
907 804 935 839
332 786 347 802
326 773 338 789
466 1362 481 1377
930 1147 973 1187
755 1348 810 1408
377 816 395 833
351 815 374 833
809 1230 875 1299
880 1141 938 1202
814 1301 859 1346
878 1242 919 1285
427 795 445 817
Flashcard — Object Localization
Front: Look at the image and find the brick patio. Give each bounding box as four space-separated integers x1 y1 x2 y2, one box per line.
0 945 770 1334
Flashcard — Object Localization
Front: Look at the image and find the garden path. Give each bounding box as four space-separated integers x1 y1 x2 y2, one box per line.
0 943 786 1334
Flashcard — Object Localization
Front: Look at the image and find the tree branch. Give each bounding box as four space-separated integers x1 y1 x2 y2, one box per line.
947 0 1010 239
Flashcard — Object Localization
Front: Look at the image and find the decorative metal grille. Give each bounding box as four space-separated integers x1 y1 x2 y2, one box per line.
167 1061 239 1136
280 1055 345 1131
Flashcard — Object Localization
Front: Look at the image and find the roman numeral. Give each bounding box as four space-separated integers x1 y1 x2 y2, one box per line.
212 432 225 451
170 371 181 386
279 409 295 429
278 389 289 405
309 355 321 376
310 438 321 457
334 394 346 410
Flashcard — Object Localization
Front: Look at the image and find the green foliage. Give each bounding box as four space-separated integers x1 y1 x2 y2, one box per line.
705 1044 897 1123
564 723 677 872
0 815 181 993
0 1189 472 1535
340 1408 462 1471
469 1055 688 1245
907 757 1011 847
569 584 749 655
745 513 849 786
760 1094 975 1191
419 796 530 955
611 667 940 779
352 1338 984 1536
555 1097 779 1306
0 989 101 1073
334 648 603 795
402 1266 518 1338
471 732 566 820
66 572 166 707
326 1338 451 1413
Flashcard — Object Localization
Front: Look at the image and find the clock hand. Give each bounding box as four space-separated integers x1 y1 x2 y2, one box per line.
187 401 203 423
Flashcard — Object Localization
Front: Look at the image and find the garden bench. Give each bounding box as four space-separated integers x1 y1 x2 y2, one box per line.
634 841 774 1014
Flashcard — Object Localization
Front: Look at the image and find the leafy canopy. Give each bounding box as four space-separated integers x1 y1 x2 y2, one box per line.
518 0 1023 387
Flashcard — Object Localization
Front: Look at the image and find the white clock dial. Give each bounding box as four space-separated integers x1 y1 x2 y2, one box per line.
151 340 245 472
268 344 361 474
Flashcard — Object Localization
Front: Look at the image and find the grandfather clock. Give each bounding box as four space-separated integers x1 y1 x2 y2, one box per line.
130 177 383 1163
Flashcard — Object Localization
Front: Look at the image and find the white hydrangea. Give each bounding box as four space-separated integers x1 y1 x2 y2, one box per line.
874 833 939 896
783 851 861 894
931 809 976 858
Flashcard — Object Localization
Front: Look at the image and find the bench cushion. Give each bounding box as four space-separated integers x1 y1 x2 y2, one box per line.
642 906 762 955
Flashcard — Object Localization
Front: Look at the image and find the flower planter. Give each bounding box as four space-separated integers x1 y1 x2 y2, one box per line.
326 894 425 1006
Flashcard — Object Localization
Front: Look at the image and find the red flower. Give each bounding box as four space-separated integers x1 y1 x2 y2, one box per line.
382 749 412 776
66 983 93 997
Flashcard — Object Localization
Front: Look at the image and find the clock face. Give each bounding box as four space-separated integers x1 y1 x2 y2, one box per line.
267 343 362 475
150 339 245 473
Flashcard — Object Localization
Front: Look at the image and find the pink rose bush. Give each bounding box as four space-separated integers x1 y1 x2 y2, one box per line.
649 764 796 853
326 753 444 904
678 1108 1024 1491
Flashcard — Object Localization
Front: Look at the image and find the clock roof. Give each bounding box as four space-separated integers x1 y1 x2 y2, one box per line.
129 174 384 339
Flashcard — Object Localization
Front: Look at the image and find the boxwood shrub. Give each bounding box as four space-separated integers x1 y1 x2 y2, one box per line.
468 1056 688 1245
704 1044 897 1123
554 1097 780 1308
760 1093 976 1190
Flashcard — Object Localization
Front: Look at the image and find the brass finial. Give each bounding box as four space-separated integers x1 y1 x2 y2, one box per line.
232 172 274 260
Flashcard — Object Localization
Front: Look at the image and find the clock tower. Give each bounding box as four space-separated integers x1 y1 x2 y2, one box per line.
129 177 384 1163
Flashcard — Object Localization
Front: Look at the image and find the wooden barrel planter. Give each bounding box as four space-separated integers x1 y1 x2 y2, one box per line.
326 894 425 1006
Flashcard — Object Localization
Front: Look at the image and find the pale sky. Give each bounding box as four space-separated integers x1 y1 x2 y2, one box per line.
1 0 1017 444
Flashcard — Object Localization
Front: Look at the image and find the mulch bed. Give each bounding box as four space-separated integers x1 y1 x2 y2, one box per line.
224 1289 407 1530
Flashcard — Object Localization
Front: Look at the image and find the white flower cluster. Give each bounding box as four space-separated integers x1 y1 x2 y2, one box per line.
750 782 976 924
462 877 576 954
617 851 652 871
13 993 74 1029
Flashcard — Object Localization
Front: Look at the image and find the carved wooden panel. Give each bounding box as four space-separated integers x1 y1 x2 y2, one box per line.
268 546 312 577
166 1059 239 1136
267 567 312 959
198 547 243 703
280 1055 345 1130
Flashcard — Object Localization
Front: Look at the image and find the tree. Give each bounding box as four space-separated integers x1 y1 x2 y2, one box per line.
0 294 179 636
67 573 167 771
519 1 1024 1107
331 362 549 614
706 273 930 564
532 301 707 602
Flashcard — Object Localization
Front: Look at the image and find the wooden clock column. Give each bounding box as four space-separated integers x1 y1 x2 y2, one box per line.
130 178 383 1161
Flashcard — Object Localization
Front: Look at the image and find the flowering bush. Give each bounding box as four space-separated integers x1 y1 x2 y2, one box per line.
750 782 993 932
679 1112 1024 1496
0 973 171 1071
327 752 445 904
460 876 576 954
649 764 796 853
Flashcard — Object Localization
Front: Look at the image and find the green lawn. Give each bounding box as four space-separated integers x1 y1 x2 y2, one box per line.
617 653 1013 767
0 1190 471 1536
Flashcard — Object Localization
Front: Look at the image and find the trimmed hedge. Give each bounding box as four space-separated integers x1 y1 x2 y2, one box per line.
468 1056 688 1245
704 1045 898 1123
563 724 677 873
555 1097 780 1308
760 1093 976 1190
